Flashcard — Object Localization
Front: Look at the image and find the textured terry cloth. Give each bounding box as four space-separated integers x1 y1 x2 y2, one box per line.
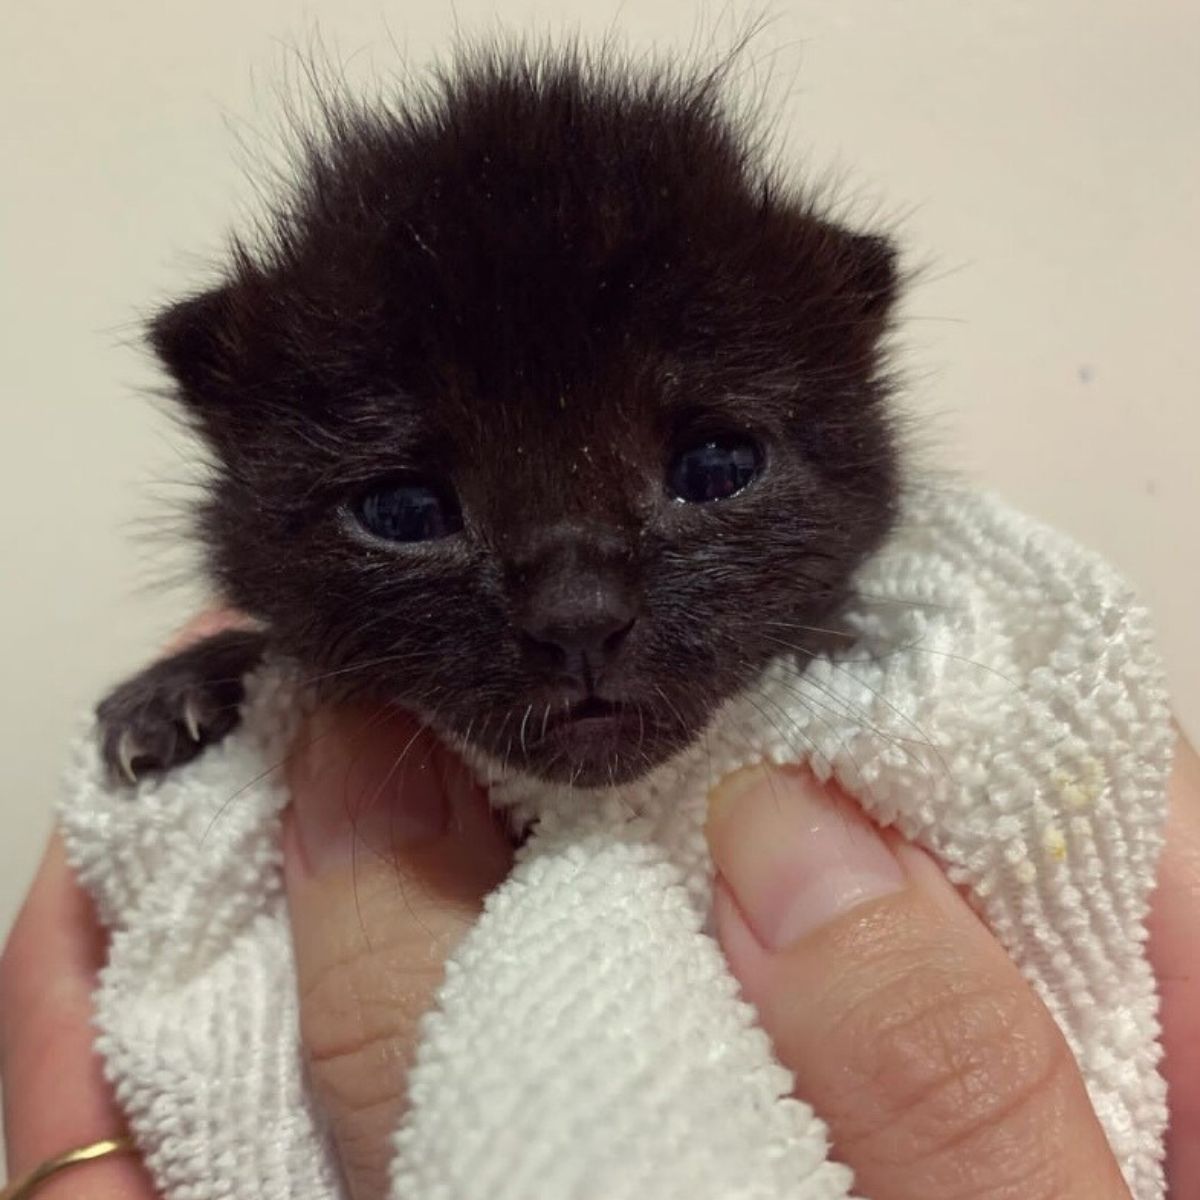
59 487 1173 1200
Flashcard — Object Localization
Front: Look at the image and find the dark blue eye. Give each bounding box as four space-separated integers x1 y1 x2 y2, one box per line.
667 436 763 504
353 481 462 543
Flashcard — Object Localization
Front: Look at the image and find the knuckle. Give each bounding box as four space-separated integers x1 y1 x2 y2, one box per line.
298 930 449 1196
298 929 446 1112
0 918 43 1069
831 955 1074 1196
0 952 10 1077
0 937 12 1014
0 902 32 1005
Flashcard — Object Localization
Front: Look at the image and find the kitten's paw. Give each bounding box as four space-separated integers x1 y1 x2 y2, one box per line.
96 629 268 786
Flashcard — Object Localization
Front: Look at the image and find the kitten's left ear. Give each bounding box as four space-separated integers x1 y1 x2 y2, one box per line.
148 283 249 416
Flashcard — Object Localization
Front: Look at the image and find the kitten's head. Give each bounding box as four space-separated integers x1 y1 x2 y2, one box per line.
153 47 900 786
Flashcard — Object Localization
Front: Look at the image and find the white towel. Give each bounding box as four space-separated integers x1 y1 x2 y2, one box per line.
59 486 1173 1200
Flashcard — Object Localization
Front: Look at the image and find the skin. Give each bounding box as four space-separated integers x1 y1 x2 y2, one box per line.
2 710 1197 1200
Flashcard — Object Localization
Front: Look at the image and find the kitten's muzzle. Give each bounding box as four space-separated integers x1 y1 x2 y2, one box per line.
516 571 638 689
519 614 636 690
509 518 640 685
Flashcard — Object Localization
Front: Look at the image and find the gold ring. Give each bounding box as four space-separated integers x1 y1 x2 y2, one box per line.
0 1136 137 1199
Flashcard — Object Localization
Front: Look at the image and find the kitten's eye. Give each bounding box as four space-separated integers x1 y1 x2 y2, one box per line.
353 480 463 543
667 436 763 504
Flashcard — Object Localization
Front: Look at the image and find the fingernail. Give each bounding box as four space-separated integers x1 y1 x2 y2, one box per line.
706 765 904 951
287 709 450 875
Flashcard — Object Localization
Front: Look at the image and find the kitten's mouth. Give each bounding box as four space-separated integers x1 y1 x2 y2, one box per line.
521 694 682 786
541 696 625 734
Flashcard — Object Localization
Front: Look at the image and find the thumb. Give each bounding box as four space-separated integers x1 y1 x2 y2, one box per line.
706 765 1130 1200
283 706 513 1200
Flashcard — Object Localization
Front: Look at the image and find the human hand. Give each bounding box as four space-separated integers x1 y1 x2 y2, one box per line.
0 701 512 1200
705 733 1200 1200
3 698 1197 1200
0 833 158 1199
281 705 513 1198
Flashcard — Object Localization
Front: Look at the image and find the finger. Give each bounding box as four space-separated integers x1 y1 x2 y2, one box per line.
1148 731 1200 1196
284 706 513 1200
707 766 1130 1200
162 607 254 653
0 610 248 1198
0 835 158 1198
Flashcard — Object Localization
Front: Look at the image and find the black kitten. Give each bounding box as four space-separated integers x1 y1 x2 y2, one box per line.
98 44 900 789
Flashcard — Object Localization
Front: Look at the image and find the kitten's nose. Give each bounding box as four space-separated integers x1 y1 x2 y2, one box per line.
511 521 640 686
518 576 637 685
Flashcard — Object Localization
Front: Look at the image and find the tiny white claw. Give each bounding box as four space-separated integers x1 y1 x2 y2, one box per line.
183 695 204 742
117 730 142 785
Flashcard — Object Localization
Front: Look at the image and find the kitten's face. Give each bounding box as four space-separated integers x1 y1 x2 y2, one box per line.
153 54 899 786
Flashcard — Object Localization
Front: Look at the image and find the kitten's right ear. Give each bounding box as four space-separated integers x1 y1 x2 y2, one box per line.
148 286 242 409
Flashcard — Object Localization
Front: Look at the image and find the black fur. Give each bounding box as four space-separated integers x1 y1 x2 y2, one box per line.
99 44 900 788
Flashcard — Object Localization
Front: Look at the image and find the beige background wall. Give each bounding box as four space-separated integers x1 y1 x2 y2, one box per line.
2 0 1197 961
